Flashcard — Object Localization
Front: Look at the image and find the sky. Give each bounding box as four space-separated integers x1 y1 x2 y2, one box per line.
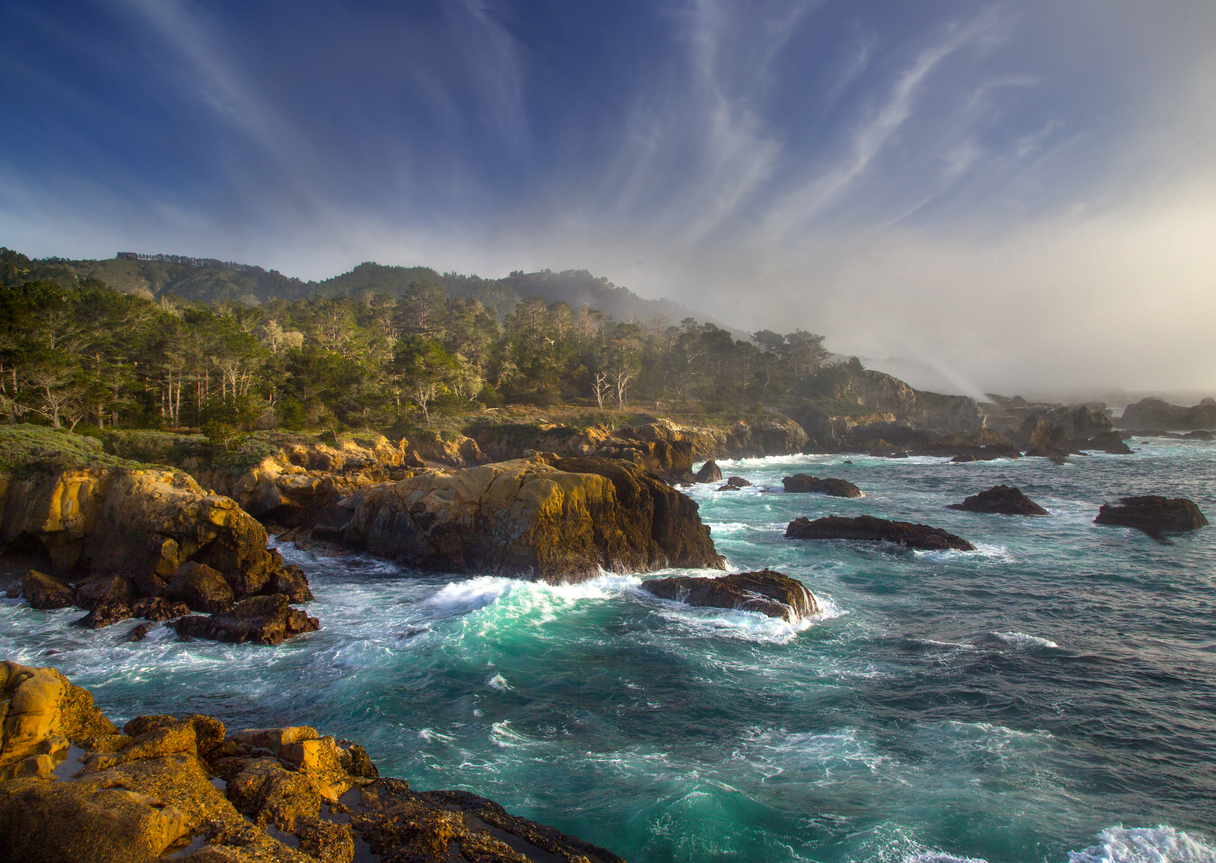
2 0 1215 398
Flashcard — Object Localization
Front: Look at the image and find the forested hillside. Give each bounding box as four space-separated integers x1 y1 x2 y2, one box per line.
0 248 716 328
0 247 839 439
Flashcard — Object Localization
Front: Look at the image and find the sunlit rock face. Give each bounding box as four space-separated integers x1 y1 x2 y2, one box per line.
339 455 724 582
0 467 315 641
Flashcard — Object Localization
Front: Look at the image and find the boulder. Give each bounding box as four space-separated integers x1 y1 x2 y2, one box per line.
123 622 153 643
74 603 133 629
0 661 115 781
20 571 74 610
166 561 235 614
340 456 723 582
641 570 819 623
72 574 133 610
695 460 723 483
174 594 319 646
1094 496 1208 539
785 515 975 551
130 597 190 622
726 476 751 487
1079 431 1133 454
716 484 740 492
782 475 864 498
948 485 1049 516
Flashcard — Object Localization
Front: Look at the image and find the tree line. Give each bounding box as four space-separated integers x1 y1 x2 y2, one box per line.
0 272 846 437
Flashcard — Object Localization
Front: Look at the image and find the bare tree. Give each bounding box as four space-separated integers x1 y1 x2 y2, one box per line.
592 370 611 410
612 363 634 409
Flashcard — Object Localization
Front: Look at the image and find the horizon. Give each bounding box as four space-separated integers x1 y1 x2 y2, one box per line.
2 1 1215 395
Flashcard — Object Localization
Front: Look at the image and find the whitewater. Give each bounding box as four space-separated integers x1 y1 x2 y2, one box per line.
2 437 1215 862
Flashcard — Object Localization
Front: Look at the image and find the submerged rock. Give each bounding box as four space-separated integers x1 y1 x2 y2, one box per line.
1094 496 1208 539
948 485 1049 516
695 460 723 483
785 515 975 551
175 594 319 646
782 474 864 498
0 660 626 863
641 569 819 623
340 455 723 582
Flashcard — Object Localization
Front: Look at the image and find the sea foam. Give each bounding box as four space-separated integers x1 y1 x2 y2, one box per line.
1066 826 1216 863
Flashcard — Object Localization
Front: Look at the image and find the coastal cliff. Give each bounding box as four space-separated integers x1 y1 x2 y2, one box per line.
0 427 315 643
335 455 724 581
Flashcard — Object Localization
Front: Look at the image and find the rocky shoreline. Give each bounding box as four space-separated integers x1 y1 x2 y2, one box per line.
0 660 626 863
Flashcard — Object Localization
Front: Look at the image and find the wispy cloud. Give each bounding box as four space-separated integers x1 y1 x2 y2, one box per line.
760 14 996 239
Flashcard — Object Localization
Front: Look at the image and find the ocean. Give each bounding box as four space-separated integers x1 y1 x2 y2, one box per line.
3 437 1215 862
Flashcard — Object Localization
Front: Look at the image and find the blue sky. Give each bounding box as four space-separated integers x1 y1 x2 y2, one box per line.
2 1 1214 394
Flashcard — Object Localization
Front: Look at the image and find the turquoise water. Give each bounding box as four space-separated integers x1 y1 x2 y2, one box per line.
3 438 1216 862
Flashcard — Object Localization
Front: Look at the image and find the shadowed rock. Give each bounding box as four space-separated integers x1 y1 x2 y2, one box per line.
782 474 864 498
1095 496 1208 539
726 476 751 487
166 561 235 614
695 460 723 483
175 594 319 646
641 569 819 623
948 485 1049 516
785 515 975 551
21 571 74 610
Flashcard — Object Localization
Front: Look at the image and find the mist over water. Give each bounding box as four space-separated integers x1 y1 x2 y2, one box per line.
3 437 1215 862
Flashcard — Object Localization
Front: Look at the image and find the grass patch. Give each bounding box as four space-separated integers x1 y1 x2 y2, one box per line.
0 425 151 476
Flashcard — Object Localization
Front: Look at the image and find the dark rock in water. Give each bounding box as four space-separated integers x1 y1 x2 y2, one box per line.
167 561 235 614
695 460 723 483
782 474 864 498
130 597 190 621
22 570 75 610
174 594 319 645
948 485 1049 516
1024 446 1070 465
75 603 133 629
123 621 153 642
870 448 910 458
73 574 133 610
1094 496 1208 539
1152 429 1216 441
911 441 1021 461
726 476 751 487
1079 431 1133 454
267 563 314 603
785 515 975 551
716 484 740 492
641 569 819 623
